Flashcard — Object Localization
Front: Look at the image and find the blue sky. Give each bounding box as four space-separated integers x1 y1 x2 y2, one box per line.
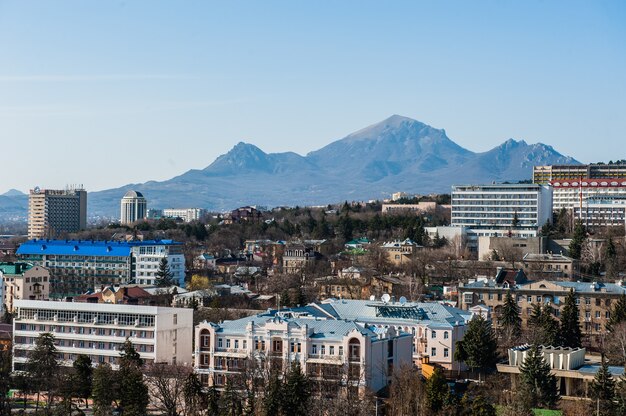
1 0 625 193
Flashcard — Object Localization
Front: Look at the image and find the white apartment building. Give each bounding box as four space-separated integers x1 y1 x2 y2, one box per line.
12 299 192 371
550 179 626 212
131 242 185 286
573 196 626 229
451 184 553 244
162 208 207 223
194 311 412 394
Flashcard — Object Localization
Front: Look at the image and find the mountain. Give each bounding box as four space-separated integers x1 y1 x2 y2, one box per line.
2 189 25 197
1 115 581 219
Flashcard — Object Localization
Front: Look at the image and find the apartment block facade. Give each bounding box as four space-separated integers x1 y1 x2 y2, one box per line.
451 184 553 241
533 164 626 185
16 239 185 297
28 187 87 239
459 277 626 336
12 299 192 371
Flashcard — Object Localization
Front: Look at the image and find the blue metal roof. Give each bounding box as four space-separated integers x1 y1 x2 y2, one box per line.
16 239 181 257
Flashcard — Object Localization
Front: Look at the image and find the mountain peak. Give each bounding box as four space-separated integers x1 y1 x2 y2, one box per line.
1 189 25 197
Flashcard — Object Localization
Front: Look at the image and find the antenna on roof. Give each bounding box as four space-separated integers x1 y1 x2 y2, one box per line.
381 293 390 303
399 296 407 305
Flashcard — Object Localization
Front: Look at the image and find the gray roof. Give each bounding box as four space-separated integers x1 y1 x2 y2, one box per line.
463 279 626 295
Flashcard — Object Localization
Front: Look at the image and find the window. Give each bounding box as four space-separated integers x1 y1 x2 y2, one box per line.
443 331 449 339
297 343 302 353
338 346 343 356
226 339 231 348
234 340 239 349
312 345 317 355
444 348 449 358
431 331 436 339
329 346 334 355
218 338 223 349
527 296 532 303
536 296 542 302
488 293 493 300
595 311 600 319
321 345 326 355
431 347 436 356
173 314 177 325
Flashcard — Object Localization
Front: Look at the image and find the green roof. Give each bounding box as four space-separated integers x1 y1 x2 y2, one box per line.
0 262 33 276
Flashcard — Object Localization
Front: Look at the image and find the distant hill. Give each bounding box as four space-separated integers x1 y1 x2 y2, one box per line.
0 115 580 219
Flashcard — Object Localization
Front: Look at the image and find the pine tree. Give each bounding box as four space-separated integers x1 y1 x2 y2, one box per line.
283 362 310 416
220 380 243 416
27 332 60 412
539 304 560 346
499 291 522 338
607 294 626 332
605 238 617 278
295 286 307 307
207 384 220 416
518 344 559 409
92 363 117 416
155 257 175 287
455 315 498 380
118 341 148 416
263 370 283 416
73 354 93 408
183 372 205 416
559 289 582 348
470 394 497 416
425 367 449 413
590 356 616 415
569 221 586 260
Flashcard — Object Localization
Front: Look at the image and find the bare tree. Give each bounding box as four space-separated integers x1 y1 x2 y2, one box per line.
145 362 193 416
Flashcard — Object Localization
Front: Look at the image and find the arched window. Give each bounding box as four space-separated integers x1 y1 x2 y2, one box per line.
200 328 211 350
348 338 361 361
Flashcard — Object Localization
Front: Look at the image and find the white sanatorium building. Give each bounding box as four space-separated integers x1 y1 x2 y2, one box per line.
12 300 193 371
195 311 413 394
194 299 473 392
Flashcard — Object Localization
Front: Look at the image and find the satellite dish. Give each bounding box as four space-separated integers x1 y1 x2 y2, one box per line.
369 295 375 301
399 296 407 305
381 293 391 303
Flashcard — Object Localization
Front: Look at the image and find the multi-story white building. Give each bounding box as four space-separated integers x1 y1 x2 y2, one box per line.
120 190 147 225
1 262 50 313
16 239 186 296
162 208 207 223
12 299 193 371
28 187 87 239
451 184 553 245
130 242 185 286
573 196 626 229
533 164 626 185
550 178 626 212
306 299 473 371
194 309 412 394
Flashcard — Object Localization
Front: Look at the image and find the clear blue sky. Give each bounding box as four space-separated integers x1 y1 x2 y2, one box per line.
1 0 625 193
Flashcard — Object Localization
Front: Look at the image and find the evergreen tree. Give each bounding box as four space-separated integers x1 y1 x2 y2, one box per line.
528 303 543 328
183 372 205 416
559 289 582 348
605 238 617 278
454 316 498 380
207 384 220 416
118 341 148 416
220 380 243 416
92 363 117 416
280 289 291 308
0 348 11 415
283 362 310 416
470 394 497 416
155 257 175 287
607 294 626 332
27 332 60 412
73 354 93 408
569 221 586 260
518 344 559 409
294 286 307 307
425 367 449 413
263 370 284 416
528 304 559 346
499 291 522 338
590 356 616 415
616 374 626 415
